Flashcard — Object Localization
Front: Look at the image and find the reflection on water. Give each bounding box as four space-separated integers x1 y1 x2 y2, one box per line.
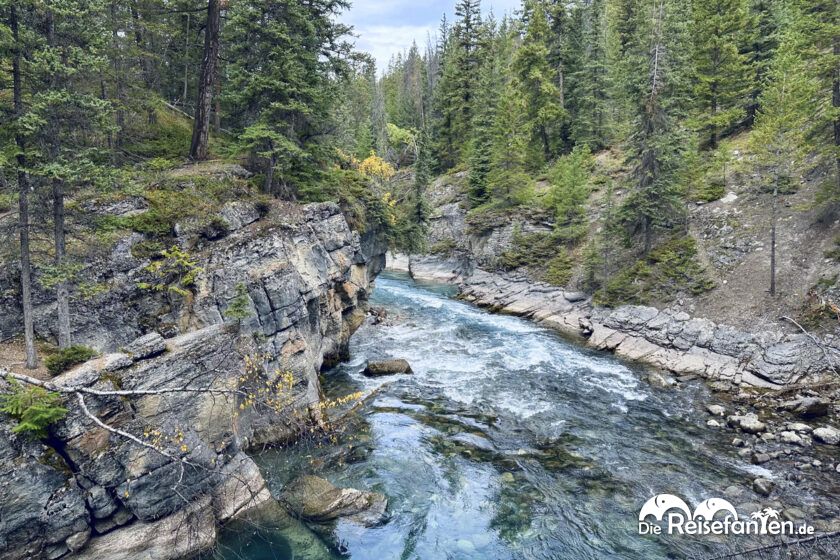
209 272 815 560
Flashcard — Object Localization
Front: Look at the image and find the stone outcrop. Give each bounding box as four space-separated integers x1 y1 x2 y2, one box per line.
396 256 838 389
362 359 413 377
0 201 387 559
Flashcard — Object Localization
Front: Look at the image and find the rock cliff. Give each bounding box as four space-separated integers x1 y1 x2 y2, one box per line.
0 201 387 559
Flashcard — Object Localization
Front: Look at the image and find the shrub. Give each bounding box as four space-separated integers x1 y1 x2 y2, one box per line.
131 240 165 260
225 283 253 322
254 197 272 217
597 236 715 307
544 251 574 286
825 237 840 262
0 381 67 438
695 178 726 203
497 229 561 270
137 245 203 297
0 192 16 213
200 216 231 240
45 345 99 375
430 239 457 255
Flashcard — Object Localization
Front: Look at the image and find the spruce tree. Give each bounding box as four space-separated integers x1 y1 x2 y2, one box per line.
751 3 819 295
515 0 566 165
620 0 689 255
692 0 751 149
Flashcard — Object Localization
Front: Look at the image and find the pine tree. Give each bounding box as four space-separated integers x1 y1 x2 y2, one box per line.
431 2 482 169
620 0 689 255
224 0 352 196
751 4 819 295
515 0 566 165
744 0 779 125
568 0 610 149
692 0 751 149
467 17 504 207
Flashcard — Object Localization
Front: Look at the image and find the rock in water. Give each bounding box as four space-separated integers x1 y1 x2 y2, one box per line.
813 426 840 445
279 475 388 527
363 359 413 377
752 478 774 497
780 396 830 419
727 413 766 434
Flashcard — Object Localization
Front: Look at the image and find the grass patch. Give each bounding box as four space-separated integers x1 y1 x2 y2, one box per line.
824 238 840 262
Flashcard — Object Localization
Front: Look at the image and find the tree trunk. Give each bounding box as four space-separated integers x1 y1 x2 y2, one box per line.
264 152 277 194
182 13 190 103
111 2 126 152
833 31 839 195
130 1 156 124
11 6 38 369
213 65 222 133
45 7 72 349
189 0 221 161
53 180 71 349
770 182 778 297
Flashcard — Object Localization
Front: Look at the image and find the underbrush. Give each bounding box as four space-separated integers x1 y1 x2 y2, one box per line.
45 345 98 375
596 236 715 307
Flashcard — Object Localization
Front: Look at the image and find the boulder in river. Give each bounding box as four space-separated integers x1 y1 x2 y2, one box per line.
727 413 766 434
780 396 830 418
752 478 774 497
279 475 388 527
363 359 413 377
813 426 840 445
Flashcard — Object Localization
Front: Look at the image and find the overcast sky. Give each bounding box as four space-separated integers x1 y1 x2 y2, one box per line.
340 0 522 71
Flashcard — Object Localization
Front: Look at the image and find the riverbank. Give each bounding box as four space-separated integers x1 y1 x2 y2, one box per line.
388 253 840 534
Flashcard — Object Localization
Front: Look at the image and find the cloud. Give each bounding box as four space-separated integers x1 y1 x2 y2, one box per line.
340 0 523 71
352 24 437 68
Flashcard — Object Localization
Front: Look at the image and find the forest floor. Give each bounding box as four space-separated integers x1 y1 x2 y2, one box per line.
0 338 51 380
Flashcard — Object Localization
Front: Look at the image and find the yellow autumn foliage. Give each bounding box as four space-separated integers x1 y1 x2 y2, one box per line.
358 151 395 181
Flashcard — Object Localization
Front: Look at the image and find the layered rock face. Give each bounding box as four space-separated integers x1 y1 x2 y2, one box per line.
0 202 386 559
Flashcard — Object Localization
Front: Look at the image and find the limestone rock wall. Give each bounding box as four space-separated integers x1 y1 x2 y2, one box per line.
0 202 386 560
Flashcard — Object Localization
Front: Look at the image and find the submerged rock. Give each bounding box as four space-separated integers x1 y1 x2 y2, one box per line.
363 359 413 377
279 475 388 527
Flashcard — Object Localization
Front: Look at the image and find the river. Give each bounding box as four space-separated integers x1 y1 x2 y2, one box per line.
210 272 827 560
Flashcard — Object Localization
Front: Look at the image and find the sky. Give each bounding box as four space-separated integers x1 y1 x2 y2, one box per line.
339 0 522 72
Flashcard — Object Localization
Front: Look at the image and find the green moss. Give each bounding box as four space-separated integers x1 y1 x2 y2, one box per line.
596 236 715 307
95 174 253 240
44 345 99 375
